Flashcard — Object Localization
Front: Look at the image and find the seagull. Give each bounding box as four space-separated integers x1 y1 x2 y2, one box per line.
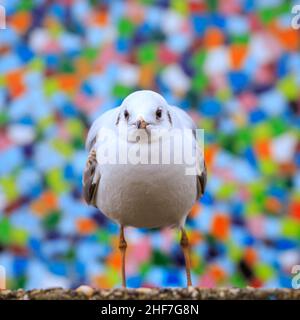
83 90 206 287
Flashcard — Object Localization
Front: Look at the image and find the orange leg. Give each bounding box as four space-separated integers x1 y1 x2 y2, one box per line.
180 228 192 287
119 225 127 288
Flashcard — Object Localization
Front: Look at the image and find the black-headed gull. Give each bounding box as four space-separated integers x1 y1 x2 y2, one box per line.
83 90 206 287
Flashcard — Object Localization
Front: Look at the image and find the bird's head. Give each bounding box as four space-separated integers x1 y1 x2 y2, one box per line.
116 90 173 133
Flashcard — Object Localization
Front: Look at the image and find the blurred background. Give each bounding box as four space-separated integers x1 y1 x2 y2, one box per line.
0 0 299 290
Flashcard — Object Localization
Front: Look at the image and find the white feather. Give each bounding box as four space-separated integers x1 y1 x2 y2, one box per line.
85 91 205 228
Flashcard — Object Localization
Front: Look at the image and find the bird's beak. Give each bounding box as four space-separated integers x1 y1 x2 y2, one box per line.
136 117 148 129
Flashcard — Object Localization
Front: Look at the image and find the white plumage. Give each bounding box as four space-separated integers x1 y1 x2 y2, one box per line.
82 90 206 287
83 90 205 229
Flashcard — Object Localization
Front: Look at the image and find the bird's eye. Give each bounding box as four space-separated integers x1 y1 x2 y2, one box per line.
124 110 129 119
156 108 162 119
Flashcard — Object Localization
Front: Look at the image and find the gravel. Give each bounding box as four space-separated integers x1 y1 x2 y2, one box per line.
0 287 299 300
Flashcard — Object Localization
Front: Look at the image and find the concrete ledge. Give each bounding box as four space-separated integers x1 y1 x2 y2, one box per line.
0 287 299 300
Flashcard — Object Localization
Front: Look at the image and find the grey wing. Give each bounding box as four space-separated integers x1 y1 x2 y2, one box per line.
83 107 121 206
82 149 100 207
196 162 207 199
169 105 206 199
169 105 197 131
86 107 121 151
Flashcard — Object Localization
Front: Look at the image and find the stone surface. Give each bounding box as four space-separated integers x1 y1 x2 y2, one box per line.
0 288 299 300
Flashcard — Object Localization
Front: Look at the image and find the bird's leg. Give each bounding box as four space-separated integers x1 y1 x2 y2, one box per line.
119 225 127 288
180 227 192 287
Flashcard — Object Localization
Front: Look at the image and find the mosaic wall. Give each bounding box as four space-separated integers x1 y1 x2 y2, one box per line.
0 0 299 289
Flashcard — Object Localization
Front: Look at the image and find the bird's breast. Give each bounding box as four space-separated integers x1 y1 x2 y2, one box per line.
97 162 197 228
